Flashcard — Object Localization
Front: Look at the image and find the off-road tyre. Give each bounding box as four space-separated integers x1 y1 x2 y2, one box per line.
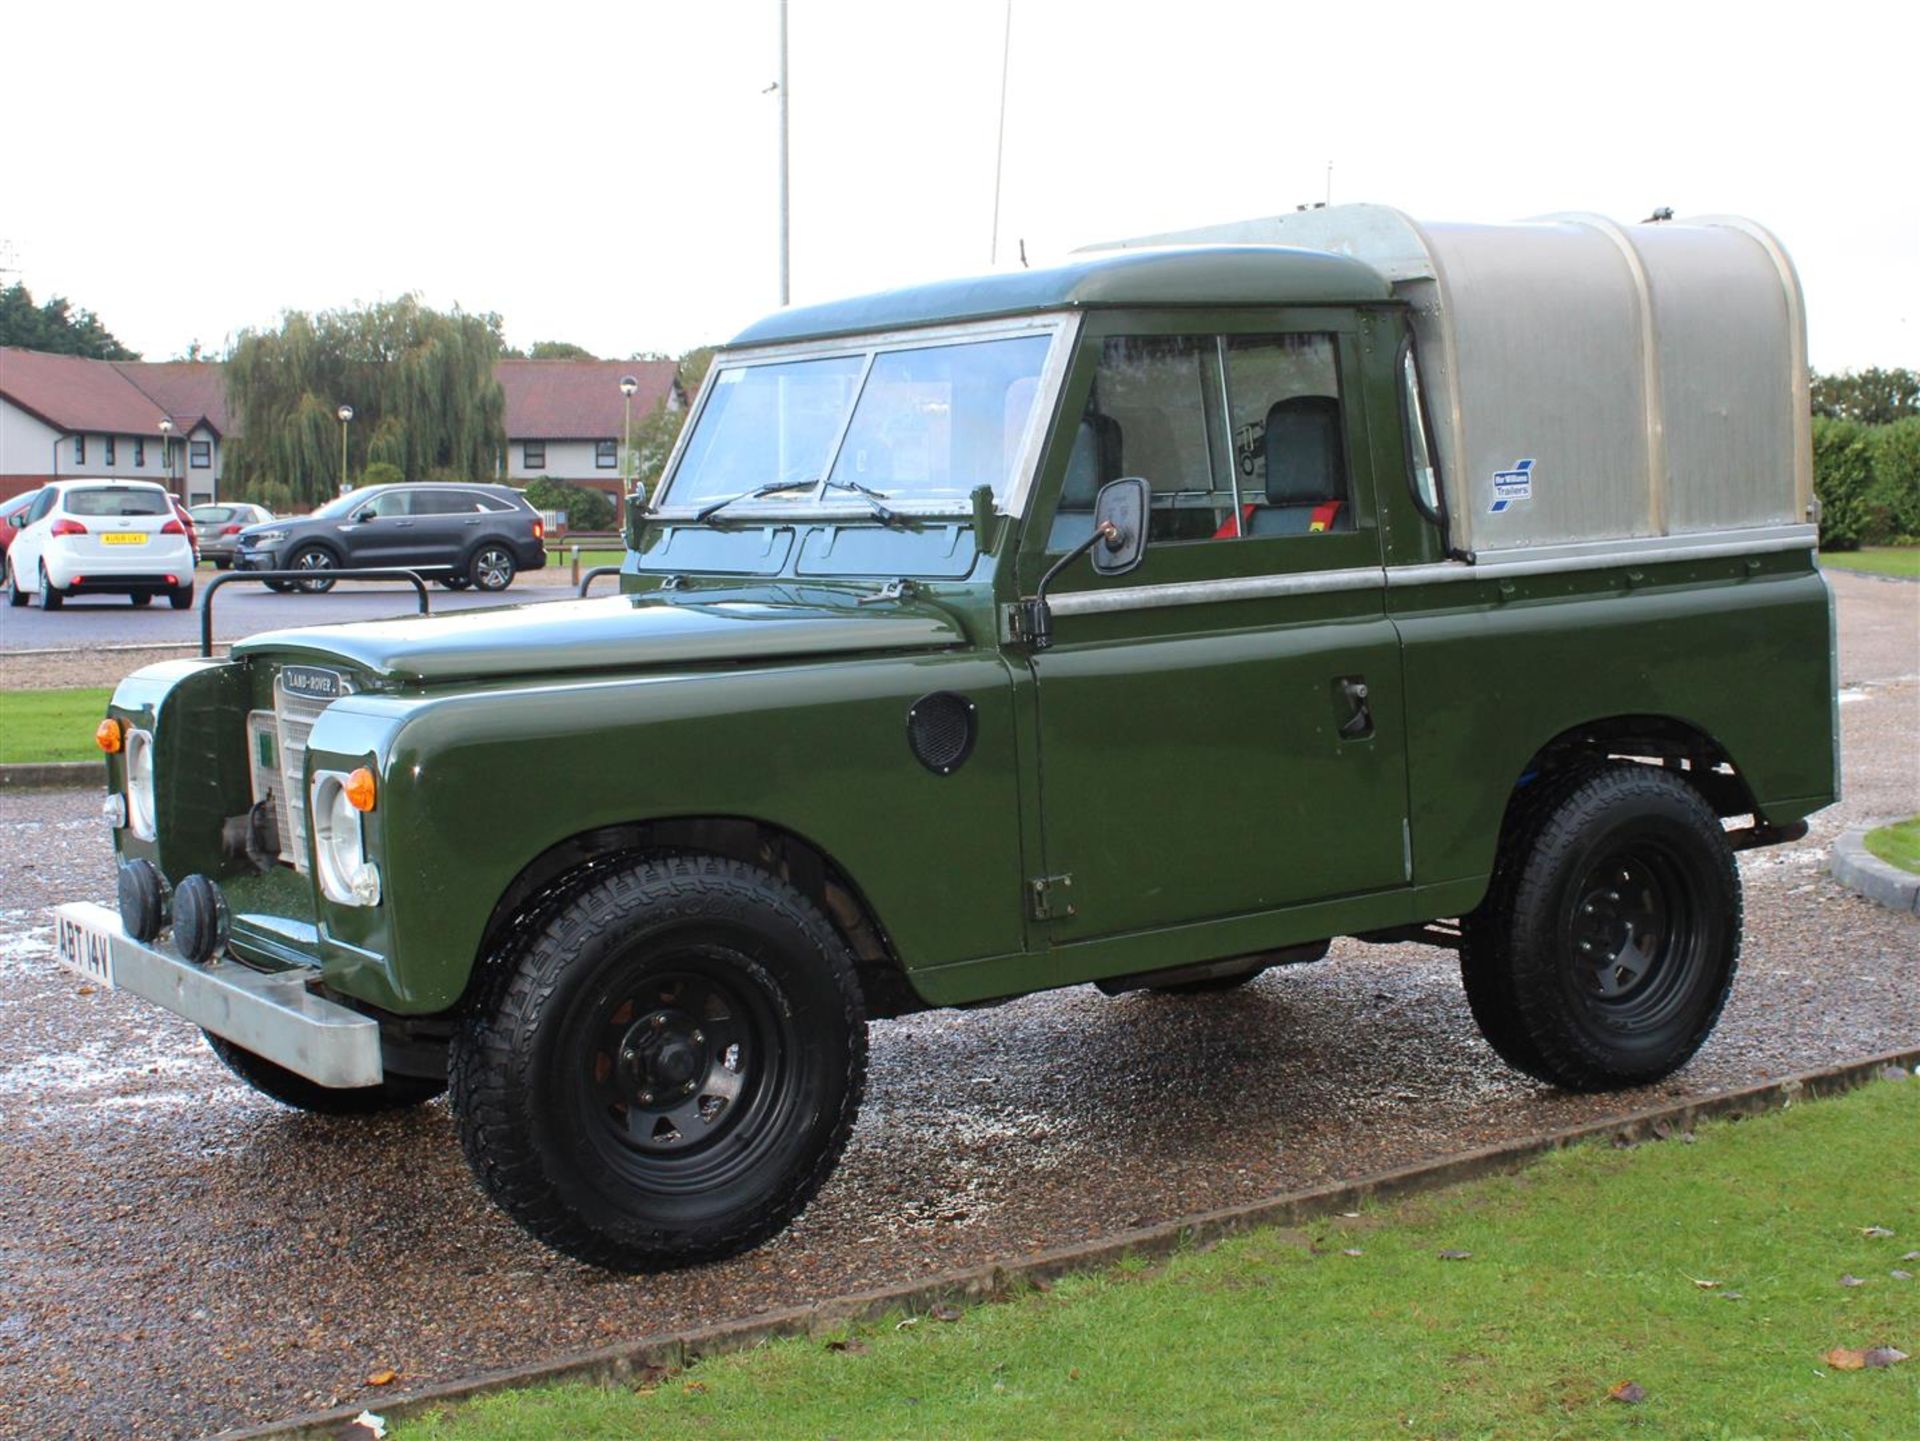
203 1032 446 1113
450 853 868 1272
1459 763 1739 1092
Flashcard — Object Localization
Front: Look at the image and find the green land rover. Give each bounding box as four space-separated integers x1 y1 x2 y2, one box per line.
55 206 1837 1271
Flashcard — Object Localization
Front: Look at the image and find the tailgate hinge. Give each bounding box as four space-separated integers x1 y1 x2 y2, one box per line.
1027 873 1075 921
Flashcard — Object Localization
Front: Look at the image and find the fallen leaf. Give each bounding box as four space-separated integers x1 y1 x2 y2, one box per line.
1862 1347 1909 1369
1890 1270 1914 1282
1651 1119 1673 1140
1341 1248 1365 1258
1861 1226 1896 1239
683 1381 707 1395
1068 1367 1081 1381
1689 1277 1721 1290
365 1369 397 1387
1339 1211 1362 1219
1607 1380 1647 1404
1438 1249 1473 1261
76 985 97 997
895 1317 919 1331
1826 1347 1868 1371
1905 1251 1920 1262
1840 1275 1867 1287
825 1338 868 1354
929 1303 963 1323
1719 1292 1745 1301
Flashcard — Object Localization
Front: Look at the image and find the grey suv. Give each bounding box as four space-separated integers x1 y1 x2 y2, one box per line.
234 483 548 593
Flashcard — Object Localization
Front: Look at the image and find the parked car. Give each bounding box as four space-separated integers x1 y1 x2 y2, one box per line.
5 479 196 609
56 206 1834 1274
170 498 201 565
233 483 546 593
0 488 43 558
188 502 275 568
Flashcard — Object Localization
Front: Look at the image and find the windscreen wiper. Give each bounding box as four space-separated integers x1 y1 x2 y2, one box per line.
695 478 817 522
821 479 909 529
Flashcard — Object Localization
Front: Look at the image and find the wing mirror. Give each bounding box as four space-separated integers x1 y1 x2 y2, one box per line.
623 481 650 550
1020 476 1150 651
352 507 376 524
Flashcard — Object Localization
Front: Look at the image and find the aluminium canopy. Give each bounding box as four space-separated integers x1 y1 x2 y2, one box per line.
1094 205 1814 558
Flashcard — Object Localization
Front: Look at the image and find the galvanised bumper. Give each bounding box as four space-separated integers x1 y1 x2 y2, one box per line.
51 901 384 1087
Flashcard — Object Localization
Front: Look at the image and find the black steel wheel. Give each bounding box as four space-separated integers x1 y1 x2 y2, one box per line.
1461 764 1739 1091
36 563 62 610
451 854 867 1272
203 1032 446 1113
467 544 515 592
289 545 339 593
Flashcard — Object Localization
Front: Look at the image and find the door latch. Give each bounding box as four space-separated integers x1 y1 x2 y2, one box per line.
1337 677 1373 740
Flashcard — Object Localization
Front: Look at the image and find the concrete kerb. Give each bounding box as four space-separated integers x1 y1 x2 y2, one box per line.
1831 827 1920 914
0 761 100 790
214 1045 1920 1441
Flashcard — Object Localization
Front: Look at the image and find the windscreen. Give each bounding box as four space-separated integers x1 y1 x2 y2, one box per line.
64 487 170 517
666 331 1054 511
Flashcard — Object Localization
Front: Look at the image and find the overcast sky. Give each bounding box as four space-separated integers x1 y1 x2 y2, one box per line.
7 0 1912 372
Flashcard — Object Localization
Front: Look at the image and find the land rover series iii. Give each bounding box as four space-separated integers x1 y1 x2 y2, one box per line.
55 205 1837 1271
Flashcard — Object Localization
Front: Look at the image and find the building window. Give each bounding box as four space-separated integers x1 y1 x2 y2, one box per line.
135 438 146 467
524 442 546 470
190 441 212 469
596 440 618 469
75 435 86 465
105 436 117 466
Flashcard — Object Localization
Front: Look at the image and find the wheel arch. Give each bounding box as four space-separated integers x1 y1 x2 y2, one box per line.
463 814 924 1021
1514 712 1759 820
288 536 349 564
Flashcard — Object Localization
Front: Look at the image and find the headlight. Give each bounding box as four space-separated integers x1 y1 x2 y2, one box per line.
124 729 157 841
311 772 381 907
250 529 288 544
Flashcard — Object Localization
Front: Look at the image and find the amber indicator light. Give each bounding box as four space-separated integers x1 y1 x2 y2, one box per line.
94 719 123 754
345 767 378 812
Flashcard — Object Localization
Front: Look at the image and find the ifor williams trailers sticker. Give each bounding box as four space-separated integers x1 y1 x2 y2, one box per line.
1489 458 1535 514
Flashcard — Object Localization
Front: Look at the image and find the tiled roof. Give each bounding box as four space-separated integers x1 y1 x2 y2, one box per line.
119 362 230 438
497 359 680 440
0 347 170 434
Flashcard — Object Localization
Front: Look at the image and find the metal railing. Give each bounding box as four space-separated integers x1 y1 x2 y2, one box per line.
199 569 431 658
577 565 624 597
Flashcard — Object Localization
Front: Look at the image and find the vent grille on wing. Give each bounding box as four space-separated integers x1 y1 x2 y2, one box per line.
907 692 976 775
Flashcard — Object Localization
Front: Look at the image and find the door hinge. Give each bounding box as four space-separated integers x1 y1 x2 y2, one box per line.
1028 873 1075 921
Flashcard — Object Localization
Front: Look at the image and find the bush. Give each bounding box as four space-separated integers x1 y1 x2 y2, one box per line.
521 475 614 532
1865 417 1920 543
360 461 405 489
1811 417 1877 549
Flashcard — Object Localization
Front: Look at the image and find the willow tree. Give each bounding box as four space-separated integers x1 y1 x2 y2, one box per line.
224 296 507 507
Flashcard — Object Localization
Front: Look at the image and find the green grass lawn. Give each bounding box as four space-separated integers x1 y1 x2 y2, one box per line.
0 687 113 764
1865 815 1920 875
401 1079 1920 1440
1820 546 1920 579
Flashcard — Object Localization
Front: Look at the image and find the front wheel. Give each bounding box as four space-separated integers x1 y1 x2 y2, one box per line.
451 854 868 1272
467 544 515 592
1460 765 1740 1092
204 1032 446 1113
289 545 338 594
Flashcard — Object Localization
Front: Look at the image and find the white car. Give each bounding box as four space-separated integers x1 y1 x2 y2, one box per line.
5 480 197 611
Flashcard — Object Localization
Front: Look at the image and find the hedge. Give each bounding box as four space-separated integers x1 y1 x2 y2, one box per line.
1813 415 1920 549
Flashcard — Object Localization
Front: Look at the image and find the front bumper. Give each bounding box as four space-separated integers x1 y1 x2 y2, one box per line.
232 548 287 572
51 901 384 1087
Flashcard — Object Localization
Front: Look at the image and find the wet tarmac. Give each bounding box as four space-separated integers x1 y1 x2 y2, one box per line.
0 571 1914 1439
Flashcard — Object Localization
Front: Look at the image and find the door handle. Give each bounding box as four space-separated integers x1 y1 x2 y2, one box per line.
463 518 481 526
1337 677 1373 740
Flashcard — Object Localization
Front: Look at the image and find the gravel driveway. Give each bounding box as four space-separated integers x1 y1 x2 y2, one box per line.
0 572 1913 1440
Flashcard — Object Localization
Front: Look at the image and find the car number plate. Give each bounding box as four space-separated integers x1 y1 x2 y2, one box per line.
54 910 117 988
101 532 149 546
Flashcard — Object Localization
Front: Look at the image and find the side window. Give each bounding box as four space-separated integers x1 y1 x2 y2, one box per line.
1052 336 1229 551
1223 334 1351 537
368 490 413 518
1400 341 1443 522
30 490 57 523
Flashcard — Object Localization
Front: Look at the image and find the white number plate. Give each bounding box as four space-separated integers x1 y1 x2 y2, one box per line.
54 910 118 988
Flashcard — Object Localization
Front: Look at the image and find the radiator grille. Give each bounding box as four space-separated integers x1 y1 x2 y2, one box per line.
247 670 351 872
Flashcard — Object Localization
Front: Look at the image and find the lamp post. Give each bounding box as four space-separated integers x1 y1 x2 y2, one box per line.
158 417 174 497
620 374 639 520
337 405 354 496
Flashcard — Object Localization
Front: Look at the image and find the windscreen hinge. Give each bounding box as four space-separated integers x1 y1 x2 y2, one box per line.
1027 873 1074 921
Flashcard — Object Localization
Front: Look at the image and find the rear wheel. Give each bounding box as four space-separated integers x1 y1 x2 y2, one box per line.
168 581 194 611
203 1032 446 1113
1460 765 1739 1091
5 562 26 607
451 854 868 1271
36 563 62 610
289 545 339 593
467 544 515 592
439 575 472 591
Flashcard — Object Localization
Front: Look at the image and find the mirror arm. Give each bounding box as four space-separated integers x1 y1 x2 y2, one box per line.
1021 519 1120 652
